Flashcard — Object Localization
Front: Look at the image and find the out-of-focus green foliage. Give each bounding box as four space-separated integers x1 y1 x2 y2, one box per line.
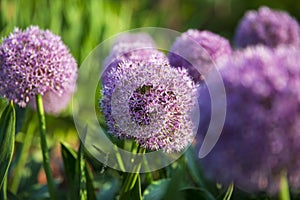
1 0 299 64
0 102 15 200
0 0 299 199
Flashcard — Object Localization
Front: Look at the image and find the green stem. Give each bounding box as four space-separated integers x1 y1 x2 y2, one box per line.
114 144 125 171
119 147 146 197
121 173 138 195
36 95 57 200
279 170 290 200
142 150 153 184
223 182 234 200
145 172 153 184
0 176 7 200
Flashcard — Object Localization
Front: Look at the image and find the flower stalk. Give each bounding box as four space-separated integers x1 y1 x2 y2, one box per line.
36 94 57 200
119 147 146 198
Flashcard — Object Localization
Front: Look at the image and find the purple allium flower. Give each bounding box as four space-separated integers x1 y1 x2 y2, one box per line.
112 32 156 48
102 33 166 85
168 29 232 83
197 45 300 193
29 89 74 114
100 55 197 153
0 26 77 114
103 32 157 68
234 6 300 48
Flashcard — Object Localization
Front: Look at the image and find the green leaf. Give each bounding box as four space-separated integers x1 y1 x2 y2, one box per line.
61 142 77 199
154 160 215 200
0 98 7 115
120 174 142 200
216 183 234 200
179 187 216 200
231 188 269 200
18 184 50 200
143 179 171 200
61 142 96 200
15 106 27 134
77 127 96 200
10 109 35 193
185 147 205 187
85 166 97 200
97 178 120 200
279 170 290 200
7 191 21 200
0 174 7 200
0 102 16 188
78 141 87 200
163 159 190 200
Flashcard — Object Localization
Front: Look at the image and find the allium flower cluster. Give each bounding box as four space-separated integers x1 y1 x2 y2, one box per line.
234 6 300 48
0 26 77 114
197 45 300 193
102 33 166 84
101 55 197 153
103 33 157 67
168 29 232 83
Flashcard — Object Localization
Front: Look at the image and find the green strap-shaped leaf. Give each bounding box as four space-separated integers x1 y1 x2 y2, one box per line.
215 182 234 200
61 142 77 199
78 127 97 200
0 102 16 188
78 141 87 200
61 142 96 200
120 174 142 200
179 187 216 200
143 179 171 200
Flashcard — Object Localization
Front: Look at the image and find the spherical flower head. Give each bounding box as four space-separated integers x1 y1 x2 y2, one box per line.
168 29 232 83
103 32 156 68
234 6 300 48
0 26 77 114
100 55 198 153
112 32 156 48
197 45 300 194
102 33 166 85
29 88 74 114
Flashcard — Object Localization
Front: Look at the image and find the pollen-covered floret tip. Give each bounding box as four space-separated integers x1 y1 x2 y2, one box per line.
168 29 232 83
197 45 300 194
0 25 77 114
100 55 198 153
234 6 300 48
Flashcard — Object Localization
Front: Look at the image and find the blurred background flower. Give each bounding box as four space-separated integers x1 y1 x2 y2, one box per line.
168 29 232 83
234 6 300 48
197 45 300 194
